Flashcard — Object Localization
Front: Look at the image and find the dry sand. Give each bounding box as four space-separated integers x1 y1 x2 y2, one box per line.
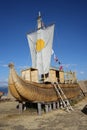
0 97 87 130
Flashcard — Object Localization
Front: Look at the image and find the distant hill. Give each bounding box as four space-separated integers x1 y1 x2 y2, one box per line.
0 86 8 95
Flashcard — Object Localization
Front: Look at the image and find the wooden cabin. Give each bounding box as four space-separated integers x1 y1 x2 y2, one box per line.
21 67 65 83
21 68 38 83
21 68 77 84
64 71 77 83
48 68 64 83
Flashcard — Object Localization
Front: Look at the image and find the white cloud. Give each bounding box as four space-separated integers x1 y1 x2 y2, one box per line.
62 64 70 68
62 64 77 68
17 65 29 69
80 71 84 74
0 64 8 67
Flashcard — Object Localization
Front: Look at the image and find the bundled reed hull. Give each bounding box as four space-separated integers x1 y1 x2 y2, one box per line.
8 71 26 101
0 92 4 99
8 63 81 103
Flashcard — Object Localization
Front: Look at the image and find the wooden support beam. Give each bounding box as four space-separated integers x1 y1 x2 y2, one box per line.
53 102 56 110
56 102 59 109
37 103 41 115
45 104 49 113
48 104 52 111
19 102 23 113
60 100 64 109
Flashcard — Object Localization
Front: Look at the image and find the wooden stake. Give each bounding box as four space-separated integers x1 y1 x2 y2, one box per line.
45 104 49 113
19 102 23 113
57 102 59 109
48 104 52 111
37 103 41 115
53 102 56 110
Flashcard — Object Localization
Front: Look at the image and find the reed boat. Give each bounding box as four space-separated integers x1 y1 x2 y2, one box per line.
8 12 82 104
8 63 81 103
0 91 4 99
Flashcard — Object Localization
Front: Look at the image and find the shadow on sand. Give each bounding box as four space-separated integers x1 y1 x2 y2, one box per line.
81 105 87 115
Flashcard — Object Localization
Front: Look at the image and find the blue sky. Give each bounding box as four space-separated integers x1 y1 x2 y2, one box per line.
0 0 87 87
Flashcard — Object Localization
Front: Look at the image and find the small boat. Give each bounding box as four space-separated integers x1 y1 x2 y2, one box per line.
0 91 4 99
8 12 81 103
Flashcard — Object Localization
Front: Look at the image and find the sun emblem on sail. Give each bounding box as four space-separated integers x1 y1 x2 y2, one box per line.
36 39 45 52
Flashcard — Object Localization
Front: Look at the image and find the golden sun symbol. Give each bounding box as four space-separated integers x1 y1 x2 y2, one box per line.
36 39 45 52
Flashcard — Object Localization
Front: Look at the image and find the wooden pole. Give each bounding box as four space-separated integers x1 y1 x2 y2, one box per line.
37 103 41 115
56 102 59 109
48 104 52 111
53 102 56 110
19 102 23 113
45 104 49 113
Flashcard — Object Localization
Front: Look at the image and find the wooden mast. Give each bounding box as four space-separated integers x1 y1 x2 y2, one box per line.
37 11 42 29
37 12 45 82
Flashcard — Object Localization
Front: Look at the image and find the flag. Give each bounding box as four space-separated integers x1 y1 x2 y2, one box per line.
58 61 61 65
54 54 58 62
27 24 55 74
59 66 63 71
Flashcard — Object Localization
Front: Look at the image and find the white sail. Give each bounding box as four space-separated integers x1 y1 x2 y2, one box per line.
27 24 55 75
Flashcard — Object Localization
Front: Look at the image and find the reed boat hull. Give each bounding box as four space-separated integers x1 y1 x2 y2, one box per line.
0 91 4 99
8 63 81 103
8 72 27 101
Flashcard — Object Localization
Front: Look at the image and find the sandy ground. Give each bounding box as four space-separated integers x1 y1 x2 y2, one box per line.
0 97 87 130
